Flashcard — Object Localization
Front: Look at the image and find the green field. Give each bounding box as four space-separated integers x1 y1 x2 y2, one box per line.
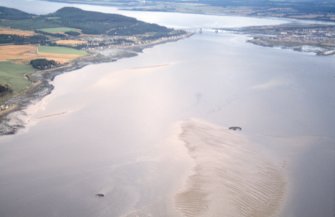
38 27 81 33
0 61 33 98
38 45 87 55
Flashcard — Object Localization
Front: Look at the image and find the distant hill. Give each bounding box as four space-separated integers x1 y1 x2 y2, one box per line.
41 0 335 22
0 6 33 20
0 6 172 36
198 0 335 13
51 7 170 35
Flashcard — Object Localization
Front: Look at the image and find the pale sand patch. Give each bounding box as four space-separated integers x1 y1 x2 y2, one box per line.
251 78 290 90
130 64 172 71
175 119 286 217
0 28 35 36
89 63 173 90
36 111 68 119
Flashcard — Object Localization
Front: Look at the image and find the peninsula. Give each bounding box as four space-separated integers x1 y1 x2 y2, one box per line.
219 23 335 56
0 6 189 134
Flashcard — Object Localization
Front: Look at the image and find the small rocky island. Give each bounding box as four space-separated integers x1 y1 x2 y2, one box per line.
95 193 105 198
229 126 242 131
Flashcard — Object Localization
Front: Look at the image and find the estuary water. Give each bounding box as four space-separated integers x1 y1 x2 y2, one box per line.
0 1 335 217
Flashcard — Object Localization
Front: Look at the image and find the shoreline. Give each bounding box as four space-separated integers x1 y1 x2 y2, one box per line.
43 0 335 23
247 39 335 56
0 32 193 136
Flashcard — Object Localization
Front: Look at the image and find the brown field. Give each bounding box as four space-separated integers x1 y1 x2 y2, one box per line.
0 45 82 64
0 28 35 36
56 40 87 46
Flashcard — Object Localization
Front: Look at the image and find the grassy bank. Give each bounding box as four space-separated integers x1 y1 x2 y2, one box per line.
38 45 87 56
38 27 81 34
0 61 33 102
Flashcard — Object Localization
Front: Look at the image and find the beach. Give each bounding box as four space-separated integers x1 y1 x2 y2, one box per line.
176 119 285 217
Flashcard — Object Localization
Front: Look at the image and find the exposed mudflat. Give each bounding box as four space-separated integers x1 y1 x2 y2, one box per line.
176 119 285 217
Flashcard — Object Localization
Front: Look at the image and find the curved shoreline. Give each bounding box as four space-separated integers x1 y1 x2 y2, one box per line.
0 33 192 135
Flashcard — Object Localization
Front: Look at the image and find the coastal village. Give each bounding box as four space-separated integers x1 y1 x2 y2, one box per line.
238 24 335 55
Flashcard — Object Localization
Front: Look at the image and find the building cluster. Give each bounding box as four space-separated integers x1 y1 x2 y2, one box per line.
0 104 10 111
81 33 185 51
243 24 335 55
261 25 335 45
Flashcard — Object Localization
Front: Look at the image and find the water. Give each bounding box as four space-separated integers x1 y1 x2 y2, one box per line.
0 1 335 217
0 0 286 28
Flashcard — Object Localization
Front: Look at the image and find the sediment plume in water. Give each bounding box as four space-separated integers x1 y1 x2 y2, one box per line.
175 119 285 217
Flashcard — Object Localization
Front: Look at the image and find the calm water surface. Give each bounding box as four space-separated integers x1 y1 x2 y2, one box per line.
0 1 335 217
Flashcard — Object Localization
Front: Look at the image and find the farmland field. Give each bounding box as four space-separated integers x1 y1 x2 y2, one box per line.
0 45 86 66
38 45 87 56
0 61 33 97
38 27 81 33
56 39 87 46
0 28 35 36
0 45 37 63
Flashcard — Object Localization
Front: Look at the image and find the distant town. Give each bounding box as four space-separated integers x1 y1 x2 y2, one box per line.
225 24 335 56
